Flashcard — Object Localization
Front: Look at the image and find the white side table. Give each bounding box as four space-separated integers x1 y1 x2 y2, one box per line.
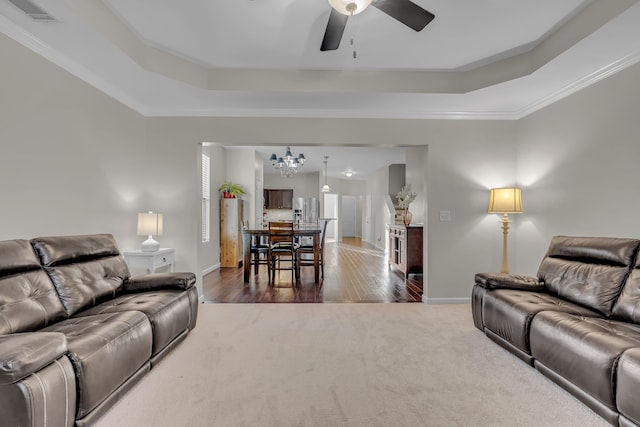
123 248 175 274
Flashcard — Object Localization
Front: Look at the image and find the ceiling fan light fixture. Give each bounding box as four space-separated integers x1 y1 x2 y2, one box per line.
328 0 372 16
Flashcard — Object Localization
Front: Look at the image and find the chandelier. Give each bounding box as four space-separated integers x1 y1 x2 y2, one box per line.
269 146 306 178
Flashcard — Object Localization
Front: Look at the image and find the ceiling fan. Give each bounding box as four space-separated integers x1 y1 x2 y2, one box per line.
321 0 435 51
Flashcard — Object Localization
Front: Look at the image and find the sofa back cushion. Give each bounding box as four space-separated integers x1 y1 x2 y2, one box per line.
31 234 130 316
537 236 640 316
0 239 66 334
612 255 640 322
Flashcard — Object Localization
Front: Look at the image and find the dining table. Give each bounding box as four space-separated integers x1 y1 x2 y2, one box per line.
242 225 322 283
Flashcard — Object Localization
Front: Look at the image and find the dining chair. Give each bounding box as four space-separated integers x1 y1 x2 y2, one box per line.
268 221 298 285
250 234 269 274
296 219 329 281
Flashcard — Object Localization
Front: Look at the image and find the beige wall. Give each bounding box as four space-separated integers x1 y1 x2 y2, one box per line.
515 60 640 276
3 31 640 302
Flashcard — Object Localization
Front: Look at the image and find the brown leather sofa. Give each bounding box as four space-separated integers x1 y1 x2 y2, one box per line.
473 236 640 427
0 234 199 427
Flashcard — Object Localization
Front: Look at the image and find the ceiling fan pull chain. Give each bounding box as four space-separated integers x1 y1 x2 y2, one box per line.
351 38 357 59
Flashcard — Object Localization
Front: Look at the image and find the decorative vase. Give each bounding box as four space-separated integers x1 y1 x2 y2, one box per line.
401 209 412 226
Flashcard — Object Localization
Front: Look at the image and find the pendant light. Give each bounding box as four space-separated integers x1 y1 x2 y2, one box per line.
321 156 331 193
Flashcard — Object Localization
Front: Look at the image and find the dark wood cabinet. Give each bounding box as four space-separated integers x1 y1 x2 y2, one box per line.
388 224 423 278
264 189 293 209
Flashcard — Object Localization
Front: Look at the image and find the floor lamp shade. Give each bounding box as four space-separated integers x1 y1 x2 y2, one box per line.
487 187 523 214
487 187 523 274
137 212 163 252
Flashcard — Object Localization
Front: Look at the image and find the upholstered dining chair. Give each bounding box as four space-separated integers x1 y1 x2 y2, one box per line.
241 221 269 275
296 219 329 281
268 221 298 285
250 234 269 274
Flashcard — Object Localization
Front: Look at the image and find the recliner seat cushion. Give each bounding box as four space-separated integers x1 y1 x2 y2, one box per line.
42 311 152 418
77 290 192 355
482 289 601 354
616 348 640 426
530 311 640 409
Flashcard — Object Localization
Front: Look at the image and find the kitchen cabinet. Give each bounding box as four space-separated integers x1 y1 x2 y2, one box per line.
388 224 423 278
264 189 293 209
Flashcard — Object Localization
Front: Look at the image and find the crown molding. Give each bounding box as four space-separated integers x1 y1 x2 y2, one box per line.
2 7 639 121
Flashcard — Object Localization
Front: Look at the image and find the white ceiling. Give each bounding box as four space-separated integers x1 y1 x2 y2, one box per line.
101 0 587 71
2 1 640 178
1 0 640 121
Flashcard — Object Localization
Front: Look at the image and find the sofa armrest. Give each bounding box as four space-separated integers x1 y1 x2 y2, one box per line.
474 272 545 291
124 272 196 293
0 332 68 385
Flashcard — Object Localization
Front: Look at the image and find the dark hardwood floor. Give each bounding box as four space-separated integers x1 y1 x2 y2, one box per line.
203 237 423 303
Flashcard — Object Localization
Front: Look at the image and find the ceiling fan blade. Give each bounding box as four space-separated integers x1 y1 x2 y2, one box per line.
320 8 349 51
371 0 435 31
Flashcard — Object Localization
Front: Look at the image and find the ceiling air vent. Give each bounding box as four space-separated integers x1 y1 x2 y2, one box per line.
7 0 55 21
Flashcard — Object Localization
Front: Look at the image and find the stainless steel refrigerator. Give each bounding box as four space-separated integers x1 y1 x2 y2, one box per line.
293 197 320 225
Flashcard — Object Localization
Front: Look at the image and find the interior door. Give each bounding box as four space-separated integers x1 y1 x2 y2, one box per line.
342 196 357 237
364 192 372 244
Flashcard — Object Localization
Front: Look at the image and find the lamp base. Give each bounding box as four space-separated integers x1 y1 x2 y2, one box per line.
140 236 160 252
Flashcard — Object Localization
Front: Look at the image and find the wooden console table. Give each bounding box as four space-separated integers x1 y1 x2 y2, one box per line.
388 224 423 278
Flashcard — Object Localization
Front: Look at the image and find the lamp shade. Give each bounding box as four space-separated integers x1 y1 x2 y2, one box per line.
328 0 373 15
487 187 523 214
137 212 164 236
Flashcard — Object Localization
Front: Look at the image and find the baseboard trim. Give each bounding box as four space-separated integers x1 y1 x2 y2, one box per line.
202 264 220 276
422 296 471 304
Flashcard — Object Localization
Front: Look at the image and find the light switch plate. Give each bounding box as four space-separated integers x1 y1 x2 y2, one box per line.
439 211 451 222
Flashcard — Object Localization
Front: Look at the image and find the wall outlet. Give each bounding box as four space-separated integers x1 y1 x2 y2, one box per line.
439 211 451 222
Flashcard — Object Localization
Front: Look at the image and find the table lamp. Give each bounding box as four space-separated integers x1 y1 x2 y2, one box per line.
137 211 163 252
487 187 523 274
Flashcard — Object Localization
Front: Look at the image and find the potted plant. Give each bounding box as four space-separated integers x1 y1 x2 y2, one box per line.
396 185 417 225
218 181 246 199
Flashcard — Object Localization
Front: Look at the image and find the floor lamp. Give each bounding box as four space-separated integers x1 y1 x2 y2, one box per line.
487 187 523 274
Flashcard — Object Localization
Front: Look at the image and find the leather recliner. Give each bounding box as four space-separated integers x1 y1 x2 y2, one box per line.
0 234 198 427
473 236 640 427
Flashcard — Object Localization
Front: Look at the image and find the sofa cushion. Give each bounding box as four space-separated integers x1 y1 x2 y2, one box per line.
616 348 640 426
612 255 640 323
31 234 122 267
0 239 67 334
483 289 602 355
42 311 152 418
77 290 192 356
31 234 130 316
530 311 640 409
537 236 640 316
0 239 41 277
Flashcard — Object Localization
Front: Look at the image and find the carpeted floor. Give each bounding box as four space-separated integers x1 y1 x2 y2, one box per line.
94 304 608 427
